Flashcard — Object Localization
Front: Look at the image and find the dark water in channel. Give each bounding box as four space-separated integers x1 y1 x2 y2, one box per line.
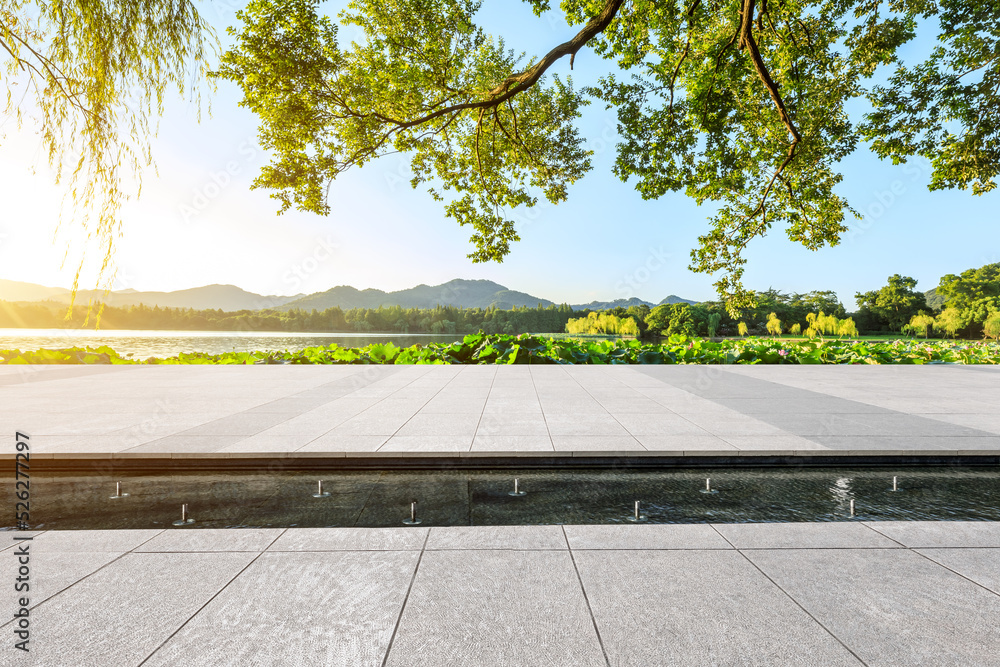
8 467 999 530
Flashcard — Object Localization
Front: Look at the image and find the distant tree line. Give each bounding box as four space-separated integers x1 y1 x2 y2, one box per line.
0 301 581 335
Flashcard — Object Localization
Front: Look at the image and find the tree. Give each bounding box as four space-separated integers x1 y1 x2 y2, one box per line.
935 307 963 338
217 0 1000 309
765 312 781 336
855 275 928 331
909 313 935 338
737 321 749 337
984 312 1000 341
936 263 1000 335
1 1 214 296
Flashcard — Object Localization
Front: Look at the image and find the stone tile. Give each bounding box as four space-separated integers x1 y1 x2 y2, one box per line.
720 434 827 450
633 434 735 451
21 552 256 667
385 550 606 667
380 435 472 452
216 434 315 453
713 522 901 549
297 434 389 452
123 435 246 453
916 548 1000 594
565 524 732 550
471 435 553 451
544 414 630 436
395 413 481 436
427 526 567 550
613 413 713 435
864 521 1000 547
136 528 284 552
476 416 549 436
1 550 123 614
268 527 428 551
575 550 862 666
551 435 642 451
26 529 162 552
747 548 1000 666
143 551 419 667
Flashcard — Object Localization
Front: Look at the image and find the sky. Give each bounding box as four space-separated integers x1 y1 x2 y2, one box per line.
0 1 997 308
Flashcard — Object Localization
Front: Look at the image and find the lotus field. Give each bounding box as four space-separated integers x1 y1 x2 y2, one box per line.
2 333 999 365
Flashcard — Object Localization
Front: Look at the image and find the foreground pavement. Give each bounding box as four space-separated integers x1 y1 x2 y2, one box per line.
2 364 999 459
2 522 998 666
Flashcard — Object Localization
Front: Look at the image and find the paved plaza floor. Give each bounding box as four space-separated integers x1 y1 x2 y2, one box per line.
3 364 998 665
2 364 999 459
2 522 999 666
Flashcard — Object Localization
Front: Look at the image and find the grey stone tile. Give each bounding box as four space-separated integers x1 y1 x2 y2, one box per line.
216 434 315 453
427 526 567 550
396 413 481 436
614 413 713 435
565 524 732 550
123 435 246 453
545 414 630 436
476 415 549 435
747 548 1000 666
380 435 472 452
136 528 284 552
1 550 123 612
864 521 1000 547
551 435 642 451
633 434 735 450
575 550 862 666
384 550 606 667
19 552 256 667
471 435 553 451
713 522 901 549
916 548 1000 594
720 434 827 450
26 529 162 552
297 434 389 452
143 551 419 667
268 527 428 551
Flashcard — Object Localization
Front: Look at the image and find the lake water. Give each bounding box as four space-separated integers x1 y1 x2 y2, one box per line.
0 328 466 359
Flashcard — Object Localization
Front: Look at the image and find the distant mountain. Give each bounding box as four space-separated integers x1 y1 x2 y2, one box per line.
0 281 302 311
925 287 945 310
571 297 654 311
658 295 698 305
0 279 70 302
279 279 553 311
0 277 696 313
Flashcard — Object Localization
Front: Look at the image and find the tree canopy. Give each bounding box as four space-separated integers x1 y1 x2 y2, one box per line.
855 274 928 331
216 0 999 309
1 0 214 294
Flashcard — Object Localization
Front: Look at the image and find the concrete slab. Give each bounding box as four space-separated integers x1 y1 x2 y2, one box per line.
426 526 567 550
575 550 863 666
135 528 284 552
4 552 256 667
384 550 607 667
864 520 1000 547
142 551 419 667
564 524 732 550
268 527 428 551
916 548 1000 594
713 522 902 549
747 548 1000 666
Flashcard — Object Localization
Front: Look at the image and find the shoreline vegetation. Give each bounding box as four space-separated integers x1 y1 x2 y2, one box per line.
2 333 998 365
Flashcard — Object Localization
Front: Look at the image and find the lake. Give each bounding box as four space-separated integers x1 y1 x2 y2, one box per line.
0 329 467 359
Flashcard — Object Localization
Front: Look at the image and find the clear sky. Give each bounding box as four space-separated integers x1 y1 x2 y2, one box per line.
0 1 996 307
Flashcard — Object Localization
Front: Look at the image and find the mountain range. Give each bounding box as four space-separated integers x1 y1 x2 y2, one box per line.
0 278 697 312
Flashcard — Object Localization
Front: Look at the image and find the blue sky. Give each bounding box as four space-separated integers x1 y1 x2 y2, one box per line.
0 1 996 307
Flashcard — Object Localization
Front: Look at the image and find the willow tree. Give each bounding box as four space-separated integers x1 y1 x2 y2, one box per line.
217 0 999 309
0 1 214 296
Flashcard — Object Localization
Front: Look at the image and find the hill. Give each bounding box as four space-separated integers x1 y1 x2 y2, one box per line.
278 279 553 311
